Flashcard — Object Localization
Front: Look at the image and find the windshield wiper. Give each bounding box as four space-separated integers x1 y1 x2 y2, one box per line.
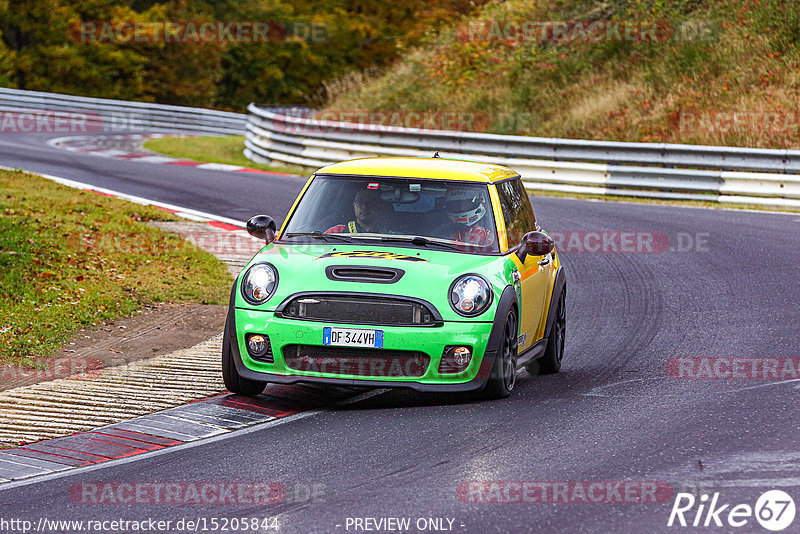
285 231 353 242
380 236 460 251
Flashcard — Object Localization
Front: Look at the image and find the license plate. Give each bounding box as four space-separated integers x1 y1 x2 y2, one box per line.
323 327 384 348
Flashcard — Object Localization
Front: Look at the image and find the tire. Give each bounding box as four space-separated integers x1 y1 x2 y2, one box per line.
527 289 565 376
481 309 519 399
222 317 266 396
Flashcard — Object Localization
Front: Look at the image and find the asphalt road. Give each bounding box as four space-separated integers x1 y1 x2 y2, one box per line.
0 132 305 224
1 132 799 533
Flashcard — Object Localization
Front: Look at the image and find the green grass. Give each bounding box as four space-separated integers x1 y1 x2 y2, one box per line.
0 169 232 367
143 135 304 176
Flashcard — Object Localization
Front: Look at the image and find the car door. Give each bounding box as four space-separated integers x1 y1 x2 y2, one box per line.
495 178 552 351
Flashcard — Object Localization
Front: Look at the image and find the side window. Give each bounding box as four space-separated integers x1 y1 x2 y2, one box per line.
496 178 537 246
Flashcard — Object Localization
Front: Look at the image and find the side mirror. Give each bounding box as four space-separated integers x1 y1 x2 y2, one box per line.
516 231 554 263
247 215 277 244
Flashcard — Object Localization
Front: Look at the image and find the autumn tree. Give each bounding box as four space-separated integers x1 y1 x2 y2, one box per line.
0 0 490 108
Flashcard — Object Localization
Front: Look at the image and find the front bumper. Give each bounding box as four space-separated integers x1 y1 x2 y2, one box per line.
230 308 497 392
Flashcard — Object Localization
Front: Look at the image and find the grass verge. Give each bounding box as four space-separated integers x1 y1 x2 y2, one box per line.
0 168 232 367
143 135 304 176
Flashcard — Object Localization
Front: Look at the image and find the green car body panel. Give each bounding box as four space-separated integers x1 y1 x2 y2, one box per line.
232 242 517 386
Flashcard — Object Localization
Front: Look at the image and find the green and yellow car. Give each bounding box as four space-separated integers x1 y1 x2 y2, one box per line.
223 157 566 399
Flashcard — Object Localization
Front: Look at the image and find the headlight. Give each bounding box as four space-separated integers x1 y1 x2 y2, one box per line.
241 263 278 305
449 274 492 317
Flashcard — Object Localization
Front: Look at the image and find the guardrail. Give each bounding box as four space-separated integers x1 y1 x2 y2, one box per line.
244 104 800 208
0 87 246 135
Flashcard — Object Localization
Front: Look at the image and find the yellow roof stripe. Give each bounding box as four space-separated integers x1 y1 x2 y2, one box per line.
316 157 519 184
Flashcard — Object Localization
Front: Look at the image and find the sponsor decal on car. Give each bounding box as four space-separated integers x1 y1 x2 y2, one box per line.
314 250 428 262
479 167 517 178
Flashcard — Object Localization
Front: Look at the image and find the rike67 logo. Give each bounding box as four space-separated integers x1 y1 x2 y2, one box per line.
668 490 796 531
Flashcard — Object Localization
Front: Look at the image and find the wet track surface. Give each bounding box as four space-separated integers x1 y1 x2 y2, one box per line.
1 133 799 533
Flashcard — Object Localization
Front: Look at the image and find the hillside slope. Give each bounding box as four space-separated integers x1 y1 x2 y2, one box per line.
325 0 800 148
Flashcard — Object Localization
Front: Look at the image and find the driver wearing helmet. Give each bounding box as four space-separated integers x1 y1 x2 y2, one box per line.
443 187 496 249
325 189 389 234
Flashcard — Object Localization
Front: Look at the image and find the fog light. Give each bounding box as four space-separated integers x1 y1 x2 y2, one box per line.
246 334 271 359
439 345 473 374
453 346 471 366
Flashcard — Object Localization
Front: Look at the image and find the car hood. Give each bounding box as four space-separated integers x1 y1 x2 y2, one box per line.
235 242 511 320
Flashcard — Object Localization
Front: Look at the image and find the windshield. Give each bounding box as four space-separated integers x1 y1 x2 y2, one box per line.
281 175 500 253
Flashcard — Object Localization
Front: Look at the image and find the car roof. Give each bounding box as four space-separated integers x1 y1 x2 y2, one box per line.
315 157 520 184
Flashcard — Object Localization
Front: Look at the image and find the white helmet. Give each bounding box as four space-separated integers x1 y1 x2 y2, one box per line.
446 188 487 227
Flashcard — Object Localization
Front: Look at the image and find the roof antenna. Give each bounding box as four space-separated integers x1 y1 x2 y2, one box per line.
433 151 440 158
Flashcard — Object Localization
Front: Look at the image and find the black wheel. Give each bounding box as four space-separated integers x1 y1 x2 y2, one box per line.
482 309 519 399
222 317 266 396
527 289 565 376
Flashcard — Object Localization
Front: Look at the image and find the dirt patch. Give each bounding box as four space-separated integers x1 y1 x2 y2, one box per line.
1 303 226 392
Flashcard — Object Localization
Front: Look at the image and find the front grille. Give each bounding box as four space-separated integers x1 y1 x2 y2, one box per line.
277 293 441 326
283 345 430 378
